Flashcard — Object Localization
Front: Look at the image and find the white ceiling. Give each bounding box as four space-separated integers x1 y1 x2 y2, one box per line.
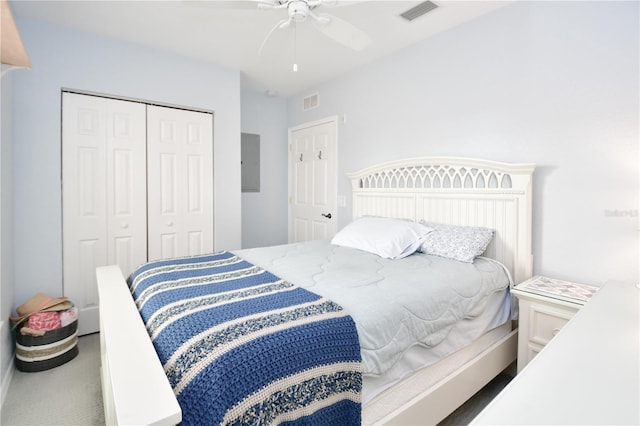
12 0 512 97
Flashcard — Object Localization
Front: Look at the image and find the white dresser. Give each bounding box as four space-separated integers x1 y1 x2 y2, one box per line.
471 281 639 425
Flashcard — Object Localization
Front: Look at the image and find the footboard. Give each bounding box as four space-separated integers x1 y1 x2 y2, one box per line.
96 265 181 426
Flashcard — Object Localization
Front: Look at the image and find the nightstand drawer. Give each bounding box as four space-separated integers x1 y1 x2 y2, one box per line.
528 304 575 346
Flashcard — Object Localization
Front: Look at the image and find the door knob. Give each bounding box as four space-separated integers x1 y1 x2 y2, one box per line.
321 213 332 219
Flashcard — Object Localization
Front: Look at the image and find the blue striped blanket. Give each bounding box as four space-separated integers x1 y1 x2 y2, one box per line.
128 252 362 425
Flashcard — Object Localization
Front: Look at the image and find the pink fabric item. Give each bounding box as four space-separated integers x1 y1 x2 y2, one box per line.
28 311 61 331
60 307 78 327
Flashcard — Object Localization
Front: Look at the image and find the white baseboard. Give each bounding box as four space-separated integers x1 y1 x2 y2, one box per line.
0 320 15 414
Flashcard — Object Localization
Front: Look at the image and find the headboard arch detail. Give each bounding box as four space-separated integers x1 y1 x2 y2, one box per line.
347 157 536 284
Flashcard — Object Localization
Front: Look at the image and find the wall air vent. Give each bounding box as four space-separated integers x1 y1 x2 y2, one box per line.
400 1 438 21
303 93 319 111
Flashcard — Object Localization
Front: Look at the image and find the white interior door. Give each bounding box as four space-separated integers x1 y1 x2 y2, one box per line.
147 105 214 260
289 117 337 243
62 93 146 335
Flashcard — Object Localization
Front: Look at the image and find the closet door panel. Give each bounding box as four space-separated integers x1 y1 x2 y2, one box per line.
161 234 178 259
147 106 213 261
106 100 147 277
63 93 108 335
62 93 146 335
159 153 177 215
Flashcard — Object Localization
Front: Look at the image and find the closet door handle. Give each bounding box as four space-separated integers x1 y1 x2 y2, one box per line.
321 213 332 219
121 223 129 229
167 221 174 227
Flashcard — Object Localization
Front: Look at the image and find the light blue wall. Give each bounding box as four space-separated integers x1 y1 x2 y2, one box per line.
0 71 16 407
288 1 639 286
241 91 289 249
11 16 242 308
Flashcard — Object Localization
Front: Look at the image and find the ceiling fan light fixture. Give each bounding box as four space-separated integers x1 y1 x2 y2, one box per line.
288 1 310 22
257 0 371 59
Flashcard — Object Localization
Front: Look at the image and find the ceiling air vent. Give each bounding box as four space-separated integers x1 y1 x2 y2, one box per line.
400 1 438 22
303 93 319 111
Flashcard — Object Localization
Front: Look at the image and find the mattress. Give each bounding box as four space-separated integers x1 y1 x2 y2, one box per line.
234 239 513 400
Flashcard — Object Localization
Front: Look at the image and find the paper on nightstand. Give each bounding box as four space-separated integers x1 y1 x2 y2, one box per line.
523 276 599 303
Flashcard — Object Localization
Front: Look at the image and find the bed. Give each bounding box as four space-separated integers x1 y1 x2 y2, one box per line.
97 157 535 425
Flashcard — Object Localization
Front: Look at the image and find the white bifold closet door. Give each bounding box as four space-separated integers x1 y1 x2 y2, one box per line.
62 93 147 335
62 93 213 335
147 105 214 261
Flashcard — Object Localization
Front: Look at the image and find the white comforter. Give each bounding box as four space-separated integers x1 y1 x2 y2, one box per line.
234 239 511 376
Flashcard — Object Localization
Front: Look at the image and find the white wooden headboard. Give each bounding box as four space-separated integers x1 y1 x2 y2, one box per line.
347 157 536 285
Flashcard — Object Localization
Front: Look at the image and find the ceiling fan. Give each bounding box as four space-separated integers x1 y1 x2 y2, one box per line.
255 0 371 56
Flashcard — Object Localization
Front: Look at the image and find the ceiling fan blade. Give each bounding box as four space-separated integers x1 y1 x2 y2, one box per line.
257 0 288 10
258 17 292 56
311 12 371 51
181 0 266 9
319 0 369 7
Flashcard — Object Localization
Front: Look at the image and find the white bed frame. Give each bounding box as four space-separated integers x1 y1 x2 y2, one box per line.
350 157 534 425
97 157 535 425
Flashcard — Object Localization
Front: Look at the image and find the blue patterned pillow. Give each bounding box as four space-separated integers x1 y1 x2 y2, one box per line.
418 221 494 263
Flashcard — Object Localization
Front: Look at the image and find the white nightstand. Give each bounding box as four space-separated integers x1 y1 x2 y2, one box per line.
512 275 598 372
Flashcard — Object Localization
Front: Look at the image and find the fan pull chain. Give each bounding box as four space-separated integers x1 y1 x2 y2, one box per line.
293 22 298 72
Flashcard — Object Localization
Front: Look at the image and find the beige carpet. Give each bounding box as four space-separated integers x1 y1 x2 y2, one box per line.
1 333 104 426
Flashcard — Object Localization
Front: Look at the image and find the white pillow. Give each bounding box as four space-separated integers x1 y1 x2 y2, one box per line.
419 221 494 263
331 216 433 259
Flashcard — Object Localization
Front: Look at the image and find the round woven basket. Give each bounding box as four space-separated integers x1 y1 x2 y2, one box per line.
14 320 79 372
